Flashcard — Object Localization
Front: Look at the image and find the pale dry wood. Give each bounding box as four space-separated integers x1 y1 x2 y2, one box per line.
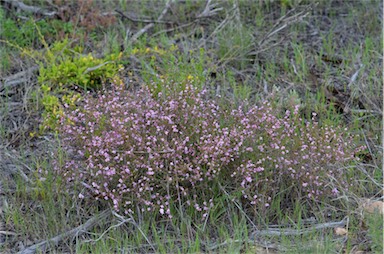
83 61 112 75
1 66 39 90
251 217 348 237
0 230 18 236
115 9 173 24
17 209 111 254
130 0 174 43
197 0 224 18
2 0 56 17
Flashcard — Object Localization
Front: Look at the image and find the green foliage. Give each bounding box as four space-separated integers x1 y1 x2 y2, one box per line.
1 14 44 47
34 38 123 131
38 40 122 90
0 9 72 47
0 9 73 74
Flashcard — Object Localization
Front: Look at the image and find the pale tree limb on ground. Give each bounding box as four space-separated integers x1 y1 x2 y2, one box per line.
248 4 315 57
115 9 173 24
1 0 57 17
130 0 174 43
197 0 224 18
0 66 39 91
17 209 111 254
251 217 348 237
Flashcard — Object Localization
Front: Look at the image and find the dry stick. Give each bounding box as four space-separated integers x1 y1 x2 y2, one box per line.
4 151 33 172
17 209 111 254
3 164 31 183
1 66 39 90
2 0 56 17
250 217 348 238
153 0 224 39
197 0 224 18
0 230 18 236
197 5 237 49
2 152 33 183
151 21 196 38
83 61 112 75
249 4 313 57
207 239 283 252
130 0 174 43
115 9 173 24
83 211 133 243
259 4 313 47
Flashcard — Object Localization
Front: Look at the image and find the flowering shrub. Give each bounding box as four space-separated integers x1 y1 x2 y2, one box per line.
58 83 363 217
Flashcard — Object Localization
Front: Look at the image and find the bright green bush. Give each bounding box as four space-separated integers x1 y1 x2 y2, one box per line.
38 39 122 90
33 38 122 131
0 9 73 50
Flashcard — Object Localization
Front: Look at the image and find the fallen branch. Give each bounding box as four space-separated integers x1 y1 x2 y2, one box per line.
151 21 196 38
0 230 18 236
251 217 348 237
83 61 112 75
115 9 173 24
130 0 174 43
1 66 39 90
2 0 57 17
248 4 314 57
207 239 283 252
2 164 31 183
17 209 111 254
197 0 224 18
198 4 238 49
83 211 133 243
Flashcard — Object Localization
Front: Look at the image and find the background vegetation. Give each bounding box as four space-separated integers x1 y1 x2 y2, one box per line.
0 0 382 253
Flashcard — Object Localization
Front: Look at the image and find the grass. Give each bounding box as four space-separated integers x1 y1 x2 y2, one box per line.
0 0 382 253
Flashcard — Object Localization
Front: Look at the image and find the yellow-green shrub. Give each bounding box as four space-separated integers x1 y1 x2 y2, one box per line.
38 39 122 90
37 39 123 131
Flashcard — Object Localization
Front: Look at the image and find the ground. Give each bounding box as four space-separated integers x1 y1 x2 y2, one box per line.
0 0 382 253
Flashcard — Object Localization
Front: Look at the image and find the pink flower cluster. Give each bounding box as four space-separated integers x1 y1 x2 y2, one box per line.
58 83 363 217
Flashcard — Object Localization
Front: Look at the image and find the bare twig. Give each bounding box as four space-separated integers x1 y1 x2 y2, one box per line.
2 164 31 183
2 0 56 17
207 238 283 252
130 0 174 43
1 66 39 90
198 4 238 48
347 64 364 88
83 61 112 75
349 109 382 115
17 209 111 254
0 230 18 236
151 21 196 38
197 0 223 18
250 217 348 237
115 9 173 24
248 4 314 57
83 211 133 243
